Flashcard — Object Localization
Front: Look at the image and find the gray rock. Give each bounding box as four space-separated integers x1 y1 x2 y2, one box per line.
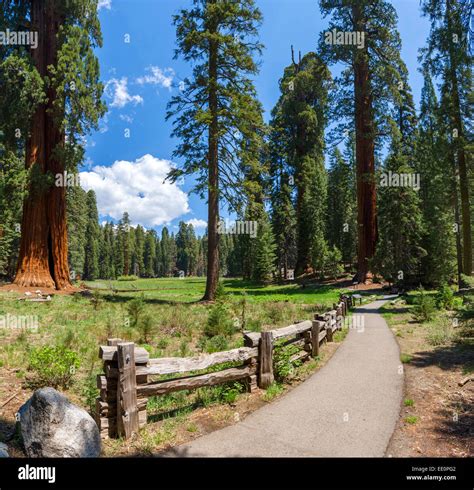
19 388 100 458
0 442 9 457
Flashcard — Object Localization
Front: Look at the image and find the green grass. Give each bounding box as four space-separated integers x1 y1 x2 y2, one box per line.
404 398 415 407
0 277 344 418
404 416 418 424
400 353 412 363
83 277 342 305
262 382 284 401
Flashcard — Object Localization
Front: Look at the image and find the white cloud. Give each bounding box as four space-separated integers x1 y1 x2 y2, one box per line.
98 0 112 10
105 77 143 108
119 114 134 123
136 66 175 90
80 154 190 228
186 219 207 229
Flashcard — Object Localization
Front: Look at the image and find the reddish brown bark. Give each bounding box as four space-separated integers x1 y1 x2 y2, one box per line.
202 3 220 301
352 4 377 284
14 0 71 290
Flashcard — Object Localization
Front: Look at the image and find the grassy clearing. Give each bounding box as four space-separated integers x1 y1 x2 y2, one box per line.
0 277 344 425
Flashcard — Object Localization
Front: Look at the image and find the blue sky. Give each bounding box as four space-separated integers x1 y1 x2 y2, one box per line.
81 0 431 235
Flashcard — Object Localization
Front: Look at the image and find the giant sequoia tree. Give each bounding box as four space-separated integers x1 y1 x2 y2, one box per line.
9 0 104 289
319 0 407 283
271 50 331 276
167 0 264 301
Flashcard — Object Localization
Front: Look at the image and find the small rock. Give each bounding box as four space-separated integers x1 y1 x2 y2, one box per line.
0 442 9 457
24 292 32 296
19 387 101 458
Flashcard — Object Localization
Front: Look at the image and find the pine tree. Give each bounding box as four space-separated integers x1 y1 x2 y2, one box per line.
327 146 356 269
252 213 276 283
421 0 472 276
269 109 297 279
118 212 131 276
99 222 115 279
133 225 145 277
83 190 100 280
319 0 408 282
66 185 88 279
167 0 264 300
416 70 456 285
144 229 157 278
273 50 331 276
160 227 173 277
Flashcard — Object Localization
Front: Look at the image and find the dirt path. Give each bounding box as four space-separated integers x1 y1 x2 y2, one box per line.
164 297 403 457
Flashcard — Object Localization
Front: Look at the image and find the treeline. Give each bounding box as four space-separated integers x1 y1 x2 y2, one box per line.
66 187 248 280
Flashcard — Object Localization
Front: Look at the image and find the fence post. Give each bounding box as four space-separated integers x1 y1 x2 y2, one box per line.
258 331 274 389
311 320 321 358
117 342 139 439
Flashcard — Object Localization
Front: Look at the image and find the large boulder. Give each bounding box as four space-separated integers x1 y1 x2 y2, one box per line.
18 388 100 457
0 442 9 457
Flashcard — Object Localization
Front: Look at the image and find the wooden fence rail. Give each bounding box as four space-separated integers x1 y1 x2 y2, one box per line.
95 294 353 439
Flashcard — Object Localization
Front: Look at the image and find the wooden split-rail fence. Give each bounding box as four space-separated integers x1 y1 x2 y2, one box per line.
95 294 354 439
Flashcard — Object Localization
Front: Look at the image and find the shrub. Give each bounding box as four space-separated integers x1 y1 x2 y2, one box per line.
427 316 457 346
90 290 103 310
411 289 436 322
400 353 412 363
205 302 235 338
203 335 228 353
267 303 285 324
28 345 80 389
136 314 155 344
82 373 99 415
126 294 146 328
273 340 301 382
117 275 139 281
436 284 455 310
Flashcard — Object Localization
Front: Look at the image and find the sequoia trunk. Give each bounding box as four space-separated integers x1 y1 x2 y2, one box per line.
352 4 377 283
14 0 71 290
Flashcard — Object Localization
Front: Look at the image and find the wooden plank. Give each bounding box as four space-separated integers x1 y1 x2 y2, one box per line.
99 388 117 402
327 323 334 342
139 410 147 428
96 374 107 390
318 329 327 343
97 400 147 418
311 320 321 357
116 343 139 439
105 364 149 382
258 331 274 389
145 347 258 375
136 365 254 398
289 351 310 364
107 338 123 346
244 320 312 347
99 345 150 363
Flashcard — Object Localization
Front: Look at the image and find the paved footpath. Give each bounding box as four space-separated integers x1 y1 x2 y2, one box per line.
165 297 403 457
